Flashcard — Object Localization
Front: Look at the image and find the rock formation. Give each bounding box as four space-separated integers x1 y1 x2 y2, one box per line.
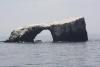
5 17 88 42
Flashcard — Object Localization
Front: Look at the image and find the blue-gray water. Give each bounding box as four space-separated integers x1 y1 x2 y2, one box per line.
0 35 100 67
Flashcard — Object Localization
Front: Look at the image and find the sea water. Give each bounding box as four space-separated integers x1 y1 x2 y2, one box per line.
0 34 100 67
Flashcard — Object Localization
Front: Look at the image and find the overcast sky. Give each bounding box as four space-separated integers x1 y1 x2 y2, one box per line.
0 0 100 36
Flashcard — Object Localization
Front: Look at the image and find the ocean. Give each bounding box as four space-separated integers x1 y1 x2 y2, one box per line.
0 34 100 67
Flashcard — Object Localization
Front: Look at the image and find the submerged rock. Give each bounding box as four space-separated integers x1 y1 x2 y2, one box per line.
5 17 88 42
34 40 42 43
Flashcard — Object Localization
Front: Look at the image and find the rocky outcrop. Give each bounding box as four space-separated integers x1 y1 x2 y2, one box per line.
5 17 88 42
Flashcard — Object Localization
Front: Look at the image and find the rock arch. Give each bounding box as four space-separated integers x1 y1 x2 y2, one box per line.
5 17 88 42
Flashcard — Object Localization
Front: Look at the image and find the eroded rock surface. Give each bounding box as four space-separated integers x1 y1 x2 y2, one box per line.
5 17 88 42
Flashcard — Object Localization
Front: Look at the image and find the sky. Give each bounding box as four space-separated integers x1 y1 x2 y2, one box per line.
0 0 100 36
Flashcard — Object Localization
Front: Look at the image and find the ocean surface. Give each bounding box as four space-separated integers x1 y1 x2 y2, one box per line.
0 34 100 67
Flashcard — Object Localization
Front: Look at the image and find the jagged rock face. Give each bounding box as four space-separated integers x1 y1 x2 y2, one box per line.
70 18 88 41
50 17 88 42
5 17 88 42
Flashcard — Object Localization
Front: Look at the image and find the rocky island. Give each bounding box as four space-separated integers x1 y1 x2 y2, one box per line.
5 17 88 42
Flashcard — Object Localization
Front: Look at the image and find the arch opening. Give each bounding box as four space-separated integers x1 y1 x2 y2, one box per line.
34 30 53 43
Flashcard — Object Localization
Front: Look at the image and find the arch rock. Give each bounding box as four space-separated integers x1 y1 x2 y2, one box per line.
5 17 88 42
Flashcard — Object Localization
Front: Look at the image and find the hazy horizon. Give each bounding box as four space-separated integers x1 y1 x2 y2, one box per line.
0 0 100 36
